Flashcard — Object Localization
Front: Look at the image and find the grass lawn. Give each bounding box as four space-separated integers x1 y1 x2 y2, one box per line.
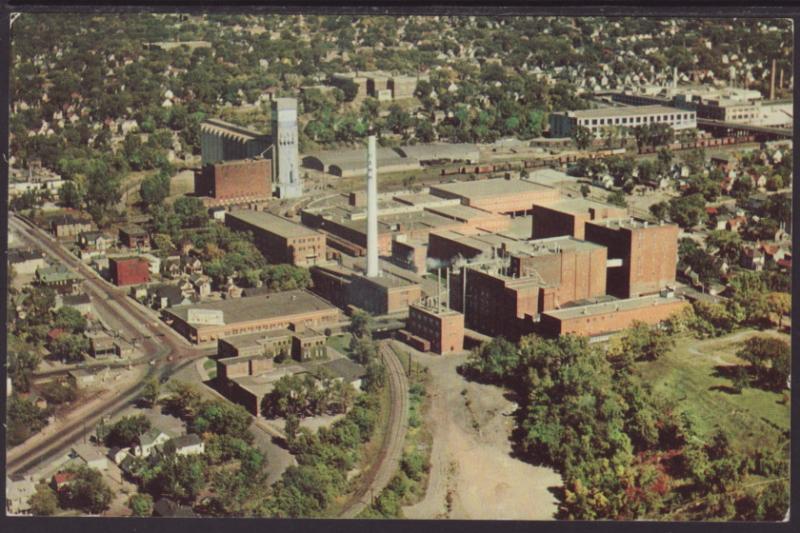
326 333 352 355
636 329 790 453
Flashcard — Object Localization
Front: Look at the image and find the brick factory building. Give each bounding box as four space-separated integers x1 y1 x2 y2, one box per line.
531 199 628 240
506 237 608 309
537 293 690 337
309 264 423 316
118 225 150 249
549 105 697 139
195 159 272 203
225 209 326 266
162 289 341 344
200 118 271 166
109 257 151 286
401 303 465 355
428 177 560 215
448 266 540 340
585 218 679 299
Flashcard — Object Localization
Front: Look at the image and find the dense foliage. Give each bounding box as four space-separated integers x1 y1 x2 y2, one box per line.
459 327 789 520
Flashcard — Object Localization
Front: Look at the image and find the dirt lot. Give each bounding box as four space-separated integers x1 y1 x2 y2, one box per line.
402 348 561 520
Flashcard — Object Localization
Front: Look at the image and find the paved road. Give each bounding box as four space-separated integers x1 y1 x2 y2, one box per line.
7 214 208 476
339 341 409 518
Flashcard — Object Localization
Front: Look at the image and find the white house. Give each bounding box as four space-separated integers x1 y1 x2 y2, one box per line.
134 428 170 458
168 434 205 456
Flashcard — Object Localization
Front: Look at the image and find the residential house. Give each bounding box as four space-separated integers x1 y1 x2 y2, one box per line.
740 246 766 271
313 357 366 391
51 471 77 492
140 253 162 275
149 284 192 310
190 274 212 299
119 225 150 250
8 248 47 275
51 214 93 239
71 443 109 471
760 243 790 264
726 216 747 233
87 330 118 358
134 428 170 458
55 293 93 316
161 256 182 279
181 255 203 275
78 231 113 253
67 368 96 389
108 447 130 465
35 264 82 294
166 434 205 456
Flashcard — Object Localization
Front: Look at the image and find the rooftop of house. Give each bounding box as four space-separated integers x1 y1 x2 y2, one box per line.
8 248 45 263
71 442 106 463
168 433 203 449
119 225 147 236
36 265 82 283
61 293 91 306
139 427 169 447
226 209 320 239
430 177 557 199
165 290 337 326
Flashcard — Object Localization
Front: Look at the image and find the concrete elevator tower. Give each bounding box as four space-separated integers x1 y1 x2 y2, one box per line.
366 135 380 277
271 98 302 199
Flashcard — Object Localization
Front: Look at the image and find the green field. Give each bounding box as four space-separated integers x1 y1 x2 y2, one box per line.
326 333 352 355
636 329 790 453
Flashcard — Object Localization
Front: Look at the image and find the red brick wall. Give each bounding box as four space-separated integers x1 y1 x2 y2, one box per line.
532 207 577 240
207 159 272 200
539 299 689 337
407 305 464 354
585 222 678 298
110 258 150 286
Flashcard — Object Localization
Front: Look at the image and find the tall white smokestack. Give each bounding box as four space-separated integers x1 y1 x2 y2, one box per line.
673 66 678 89
366 135 379 277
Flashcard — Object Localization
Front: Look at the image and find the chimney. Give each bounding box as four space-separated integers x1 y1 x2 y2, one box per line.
779 68 784 90
446 267 450 311
770 58 776 100
437 268 442 313
673 66 678 89
366 135 379 277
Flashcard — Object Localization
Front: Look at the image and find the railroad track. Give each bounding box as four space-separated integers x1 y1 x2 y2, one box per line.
7 214 207 476
338 341 409 518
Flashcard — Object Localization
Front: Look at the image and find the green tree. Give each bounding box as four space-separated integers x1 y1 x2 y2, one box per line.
607 190 628 208
572 125 593 150
28 483 59 516
348 310 372 340
140 378 160 408
105 415 151 448
127 493 154 517
52 306 87 334
60 466 114 514
139 171 171 210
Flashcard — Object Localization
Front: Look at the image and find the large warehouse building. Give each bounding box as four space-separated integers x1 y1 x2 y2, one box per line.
428 177 560 215
199 98 303 199
162 290 341 344
549 105 697 138
225 209 326 267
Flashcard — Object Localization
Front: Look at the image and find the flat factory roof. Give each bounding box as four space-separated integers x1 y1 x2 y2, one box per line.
227 209 320 239
566 105 691 119
543 294 683 320
165 290 336 326
220 328 294 350
201 118 270 141
431 178 556 199
503 235 605 257
539 198 625 215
